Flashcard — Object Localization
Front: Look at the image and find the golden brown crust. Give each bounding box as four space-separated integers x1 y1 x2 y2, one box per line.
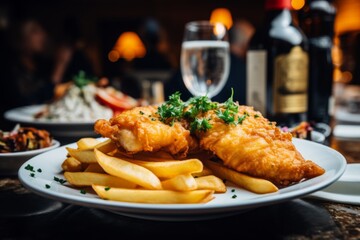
198 105 325 186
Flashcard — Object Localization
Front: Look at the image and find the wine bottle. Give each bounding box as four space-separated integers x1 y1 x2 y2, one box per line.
246 0 309 126
300 0 336 124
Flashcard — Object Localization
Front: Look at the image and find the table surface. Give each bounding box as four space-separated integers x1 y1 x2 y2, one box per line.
1 121 359 239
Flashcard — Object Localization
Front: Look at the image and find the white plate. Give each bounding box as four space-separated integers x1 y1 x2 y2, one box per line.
4 105 98 138
0 140 60 175
335 106 360 123
309 164 360 205
18 138 346 221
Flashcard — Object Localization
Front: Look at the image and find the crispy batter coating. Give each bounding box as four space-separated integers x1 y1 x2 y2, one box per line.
94 106 198 157
197 105 325 186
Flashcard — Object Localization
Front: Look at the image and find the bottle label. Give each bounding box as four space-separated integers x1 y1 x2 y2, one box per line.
273 46 308 113
246 50 267 114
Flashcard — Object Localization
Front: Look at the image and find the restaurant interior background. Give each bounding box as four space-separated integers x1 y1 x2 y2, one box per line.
0 0 359 127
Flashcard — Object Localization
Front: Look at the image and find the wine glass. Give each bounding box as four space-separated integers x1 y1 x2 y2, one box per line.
180 21 230 99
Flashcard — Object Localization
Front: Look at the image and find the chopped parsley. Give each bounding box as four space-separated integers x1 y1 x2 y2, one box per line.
237 114 248 125
185 95 217 119
80 189 86 194
104 186 111 191
231 189 235 192
30 173 35 178
45 184 51 189
254 114 260 118
157 91 185 125
156 88 256 132
54 176 67 185
139 111 144 115
190 118 212 133
37 168 42 173
25 164 35 172
232 194 237 199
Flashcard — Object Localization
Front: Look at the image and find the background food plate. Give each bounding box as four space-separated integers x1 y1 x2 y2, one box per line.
18 138 346 221
4 105 100 141
0 139 60 176
308 163 360 205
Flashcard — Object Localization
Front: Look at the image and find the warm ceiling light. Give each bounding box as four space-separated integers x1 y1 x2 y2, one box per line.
335 0 360 35
109 31 146 62
291 0 305 10
210 8 233 30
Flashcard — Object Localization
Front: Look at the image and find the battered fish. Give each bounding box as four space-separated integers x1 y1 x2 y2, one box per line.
94 106 198 157
197 105 325 186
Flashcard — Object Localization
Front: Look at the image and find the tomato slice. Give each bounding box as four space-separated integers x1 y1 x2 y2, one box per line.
96 88 136 111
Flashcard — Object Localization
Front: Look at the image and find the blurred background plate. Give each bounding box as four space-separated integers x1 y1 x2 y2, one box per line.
4 105 99 143
0 139 60 176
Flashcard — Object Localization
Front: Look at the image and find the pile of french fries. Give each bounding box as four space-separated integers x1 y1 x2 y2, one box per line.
61 138 278 204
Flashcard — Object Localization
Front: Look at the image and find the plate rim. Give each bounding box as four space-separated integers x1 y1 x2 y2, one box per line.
4 105 99 125
0 139 60 157
18 138 347 217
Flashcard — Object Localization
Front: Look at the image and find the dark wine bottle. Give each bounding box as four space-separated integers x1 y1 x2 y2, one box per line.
300 0 336 124
246 0 309 127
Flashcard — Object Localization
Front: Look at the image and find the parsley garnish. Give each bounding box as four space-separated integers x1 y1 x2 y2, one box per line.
30 173 35 178
216 108 235 124
185 95 217 119
231 189 235 192
105 186 111 191
25 164 35 172
54 176 67 184
156 91 185 125
237 114 248 125
37 168 42 173
190 118 212 133
254 114 260 118
45 184 50 189
216 88 239 125
232 194 237 199
139 111 144 115
80 189 86 194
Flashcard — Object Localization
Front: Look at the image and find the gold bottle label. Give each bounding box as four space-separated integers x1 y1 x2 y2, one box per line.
273 46 308 113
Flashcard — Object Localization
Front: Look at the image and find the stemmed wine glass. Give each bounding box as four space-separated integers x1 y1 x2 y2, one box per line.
180 21 230 99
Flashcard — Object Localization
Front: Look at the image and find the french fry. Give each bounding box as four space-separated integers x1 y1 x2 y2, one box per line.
92 185 214 204
66 147 97 163
161 174 197 191
195 175 226 193
126 159 203 179
203 159 278 194
61 157 83 172
94 139 117 153
94 149 162 190
77 138 100 150
192 166 213 177
64 172 136 188
84 163 105 173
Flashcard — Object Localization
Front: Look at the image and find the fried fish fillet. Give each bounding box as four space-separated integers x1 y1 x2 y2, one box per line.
197 105 325 186
94 106 198 157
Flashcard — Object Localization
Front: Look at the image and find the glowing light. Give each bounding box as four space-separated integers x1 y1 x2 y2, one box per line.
291 0 305 10
210 8 233 30
108 50 120 62
213 23 226 39
109 32 146 62
335 0 360 35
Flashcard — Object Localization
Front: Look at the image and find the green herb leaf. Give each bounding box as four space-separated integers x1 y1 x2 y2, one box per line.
105 186 111 191
37 168 42 173
190 118 212 133
30 173 35 178
80 189 86 194
232 194 237 199
45 184 50 189
25 164 35 172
